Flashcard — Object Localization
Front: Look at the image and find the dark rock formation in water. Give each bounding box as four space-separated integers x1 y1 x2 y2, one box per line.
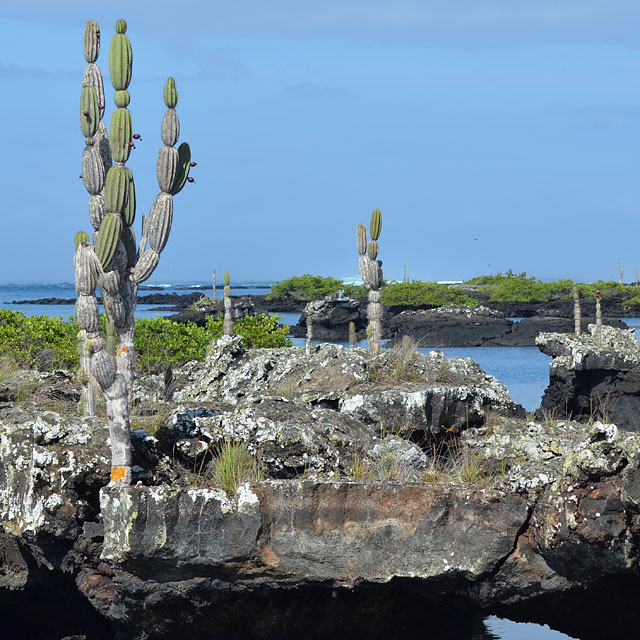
289 290 367 340
4 338 640 639
537 324 640 430
387 306 627 348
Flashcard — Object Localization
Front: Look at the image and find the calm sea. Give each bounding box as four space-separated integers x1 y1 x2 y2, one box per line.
2 281 628 639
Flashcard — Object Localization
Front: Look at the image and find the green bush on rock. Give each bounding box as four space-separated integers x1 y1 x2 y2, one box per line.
267 274 365 302
381 282 479 308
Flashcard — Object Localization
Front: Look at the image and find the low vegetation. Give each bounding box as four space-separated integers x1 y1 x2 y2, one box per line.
380 281 479 307
266 274 365 302
467 271 640 305
0 310 291 374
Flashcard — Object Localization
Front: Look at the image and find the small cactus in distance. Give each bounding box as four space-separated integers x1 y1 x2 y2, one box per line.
348 321 356 348
595 290 602 346
572 282 581 336
223 272 232 335
356 209 383 356
304 301 314 356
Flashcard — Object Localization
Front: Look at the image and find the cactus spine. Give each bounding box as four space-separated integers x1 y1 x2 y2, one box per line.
572 282 581 336
223 272 232 335
74 19 192 485
357 209 383 356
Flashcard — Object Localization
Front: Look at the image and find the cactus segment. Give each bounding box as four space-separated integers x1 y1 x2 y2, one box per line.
115 19 127 34
109 107 132 163
95 122 113 174
156 146 179 193
83 64 105 120
83 21 100 63
132 249 160 284
224 285 230 297
91 349 116 390
370 208 382 241
89 194 106 230
114 90 130 108
356 224 367 256
161 108 180 147
224 272 230 287
367 240 379 261
99 270 120 295
109 31 132 92
82 144 105 195
95 213 122 268
148 193 174 253
76 295 100 333
104 166 128 213
163 77 178 108
122 168 136 227
74 244 101 296
80 86 100 138
105 292 127 328
74 231 90 250
122 226 137 268
169 142 191 195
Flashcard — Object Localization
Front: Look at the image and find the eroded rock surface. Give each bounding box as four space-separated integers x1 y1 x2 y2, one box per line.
4 339 640 639
537 324 640 429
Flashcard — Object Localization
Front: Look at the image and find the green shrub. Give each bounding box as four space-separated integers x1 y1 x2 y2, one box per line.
267 274 365 301
380 281 479 307
134 317 211 372
0 310 78 370
467 273 635 304
0 310 291 374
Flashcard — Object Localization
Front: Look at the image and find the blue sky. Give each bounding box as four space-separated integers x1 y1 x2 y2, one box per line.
2 1 640 284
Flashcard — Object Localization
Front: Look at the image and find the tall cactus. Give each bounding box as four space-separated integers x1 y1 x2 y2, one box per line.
357 209 383 356
74 19 192 486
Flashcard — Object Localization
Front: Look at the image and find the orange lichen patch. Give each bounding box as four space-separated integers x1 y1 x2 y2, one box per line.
117 346 129 355
111 466 127 482
258 542 280 567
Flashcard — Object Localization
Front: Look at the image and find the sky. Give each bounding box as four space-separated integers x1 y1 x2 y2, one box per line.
2 0 640 284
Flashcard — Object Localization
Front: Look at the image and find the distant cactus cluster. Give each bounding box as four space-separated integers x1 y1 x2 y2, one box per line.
74 19 192 485
357 209 383 356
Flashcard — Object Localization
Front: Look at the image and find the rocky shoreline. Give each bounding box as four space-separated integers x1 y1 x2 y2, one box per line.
3 328 640 638
13 289 638 348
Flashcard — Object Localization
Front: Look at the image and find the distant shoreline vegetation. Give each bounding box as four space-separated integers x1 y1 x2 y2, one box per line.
266 272 640 308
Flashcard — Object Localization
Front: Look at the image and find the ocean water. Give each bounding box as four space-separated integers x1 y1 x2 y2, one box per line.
0 281 271 320
0 282 618 640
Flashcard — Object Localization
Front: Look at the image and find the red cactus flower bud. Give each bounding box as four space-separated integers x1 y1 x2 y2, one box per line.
128 141 135 147
189 161 197 167
79 174 83 178
133 133 141 140
187 177 195 183
83 111 89 116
